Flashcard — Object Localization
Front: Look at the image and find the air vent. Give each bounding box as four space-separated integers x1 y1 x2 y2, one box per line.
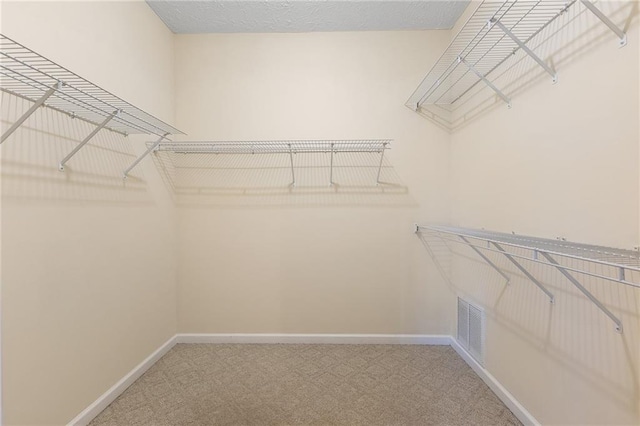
457 298 469 348
457 297 485 365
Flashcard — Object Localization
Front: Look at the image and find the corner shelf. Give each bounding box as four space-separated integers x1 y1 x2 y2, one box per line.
406 0 627 113
0 33 184 172
416 224 640 333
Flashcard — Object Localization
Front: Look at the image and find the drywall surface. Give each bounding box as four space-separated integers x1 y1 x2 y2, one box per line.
0 1 178 424
173 31 454 335
449 2 640 424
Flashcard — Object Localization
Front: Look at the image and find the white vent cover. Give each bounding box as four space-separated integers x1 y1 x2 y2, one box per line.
457 297 485 365
457 298 469 348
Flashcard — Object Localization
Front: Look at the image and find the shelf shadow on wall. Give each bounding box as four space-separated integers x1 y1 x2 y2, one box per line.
1 93 154 205
417 2 639 132
151 149 416 208
416 231 640 418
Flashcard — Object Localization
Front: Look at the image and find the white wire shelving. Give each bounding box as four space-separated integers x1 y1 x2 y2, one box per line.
0 33 184 172
416 225 640 333
406 0 627 112
144 140 392 186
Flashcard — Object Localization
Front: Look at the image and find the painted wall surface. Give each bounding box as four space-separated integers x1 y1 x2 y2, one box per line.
0 1 178 424
172 31 455 335
0 1 638 425
447 2 640 424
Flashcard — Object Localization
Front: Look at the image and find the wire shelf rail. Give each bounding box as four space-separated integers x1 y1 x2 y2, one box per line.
416 224 640 333
0 33 184 171
406 0 627 112
139 140 392 185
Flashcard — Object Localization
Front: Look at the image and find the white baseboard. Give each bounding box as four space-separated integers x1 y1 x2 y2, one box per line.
175 333 451 345
450 339 540 426
67 335 177 426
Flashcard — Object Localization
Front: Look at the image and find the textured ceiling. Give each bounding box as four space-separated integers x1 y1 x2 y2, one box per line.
146 1 470 34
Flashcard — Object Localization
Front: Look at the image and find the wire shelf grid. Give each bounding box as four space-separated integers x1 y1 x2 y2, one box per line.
151 140 391 154
406 0 575 110
417 224 638 333
0 34 183 137
418 225 640 286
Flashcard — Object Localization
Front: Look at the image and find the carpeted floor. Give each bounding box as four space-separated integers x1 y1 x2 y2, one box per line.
89 344 521 425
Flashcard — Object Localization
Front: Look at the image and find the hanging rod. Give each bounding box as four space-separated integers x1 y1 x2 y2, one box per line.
0 33 184 145
416 225 638 333
137 140 392 186
406 0 626 112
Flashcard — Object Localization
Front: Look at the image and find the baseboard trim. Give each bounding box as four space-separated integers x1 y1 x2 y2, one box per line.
67 335 177 426
450 339 540 426
175 333 451 345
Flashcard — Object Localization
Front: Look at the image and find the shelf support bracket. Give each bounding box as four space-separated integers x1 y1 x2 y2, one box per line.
581 0 627 47
376 142 387 185
59 109 120 171
459 236 511 284
122 133 169 179
288 143 296 187
539 252 623 333
491 242 555 303
1 83 60 144
489 19 558 83
458 56 511 108
330 143 335 186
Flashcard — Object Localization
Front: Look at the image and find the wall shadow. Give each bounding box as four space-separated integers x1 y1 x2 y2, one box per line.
1 92 153 205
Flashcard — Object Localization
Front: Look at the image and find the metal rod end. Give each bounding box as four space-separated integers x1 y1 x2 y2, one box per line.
552 75 558 84
58 163 65 172
122 173 128 180
414 224 420 234
550 296 556 304
507 102 513 109
615 324 623 333
619 35 627 47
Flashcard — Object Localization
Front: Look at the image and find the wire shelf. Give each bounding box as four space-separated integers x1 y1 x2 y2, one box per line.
152 140 391 154
147 140 392 187
0 33 183 137
416 224 639 333
420 225 640 279
407 0 574 110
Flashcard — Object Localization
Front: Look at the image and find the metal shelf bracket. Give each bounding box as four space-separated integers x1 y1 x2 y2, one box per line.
540 252 623 333
59 109 120 171
376 142 387 185
459 235 511 284
122 133 169 178
288 143 296 187
489 19 558 83
491 242 555 303
1 82 62 144
581 0 627 47
329 143 335 186
458 56 512 108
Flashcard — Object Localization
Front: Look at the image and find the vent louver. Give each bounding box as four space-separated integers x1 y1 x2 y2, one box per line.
457 297 485 365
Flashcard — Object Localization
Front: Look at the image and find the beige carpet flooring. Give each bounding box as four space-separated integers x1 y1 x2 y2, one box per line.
89 344 522 425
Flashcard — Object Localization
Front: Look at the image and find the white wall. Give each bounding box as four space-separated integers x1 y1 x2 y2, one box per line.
1 1 638 425
172 31 454 335
448 2 640 424
0 1 178 424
